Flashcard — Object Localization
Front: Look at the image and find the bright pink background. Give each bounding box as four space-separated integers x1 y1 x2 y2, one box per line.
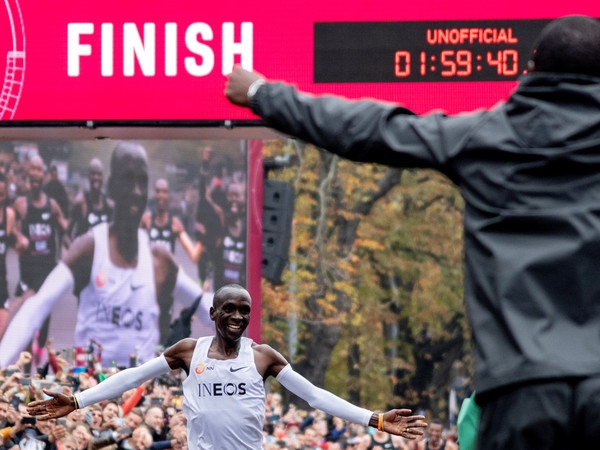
7 1 599 120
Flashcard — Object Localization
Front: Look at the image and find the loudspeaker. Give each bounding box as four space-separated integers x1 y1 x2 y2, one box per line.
262 254 288 284
262 180 295 283
263 230 290 257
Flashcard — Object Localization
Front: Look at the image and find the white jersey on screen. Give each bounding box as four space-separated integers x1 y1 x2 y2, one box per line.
76 222 159 366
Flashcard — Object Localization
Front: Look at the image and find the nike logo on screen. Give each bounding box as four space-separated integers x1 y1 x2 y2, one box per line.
230 366 246 372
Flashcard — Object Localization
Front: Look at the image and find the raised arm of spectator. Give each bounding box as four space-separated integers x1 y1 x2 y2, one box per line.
50 198 69 234
6 205 28 253
45 340 59 374
152 246 206 309
120 382 151 416
177 230 203 263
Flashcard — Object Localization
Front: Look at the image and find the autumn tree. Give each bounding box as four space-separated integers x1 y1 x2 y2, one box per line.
262 138 469 419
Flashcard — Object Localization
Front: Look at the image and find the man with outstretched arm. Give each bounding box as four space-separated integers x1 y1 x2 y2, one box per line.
224 15 600 450
12 155 69 356
27 284 426 449
140 178 186 255
68 157 114 239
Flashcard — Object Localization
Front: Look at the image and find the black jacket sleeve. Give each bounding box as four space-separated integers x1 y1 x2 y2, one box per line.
250 82 474 172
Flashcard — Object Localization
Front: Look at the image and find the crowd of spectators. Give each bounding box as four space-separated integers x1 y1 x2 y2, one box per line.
0 346 448 450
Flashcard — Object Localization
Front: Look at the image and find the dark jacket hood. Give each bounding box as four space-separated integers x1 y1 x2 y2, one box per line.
506 72 600 148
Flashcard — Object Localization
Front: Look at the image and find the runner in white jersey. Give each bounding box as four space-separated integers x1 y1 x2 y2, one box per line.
76 222 158 366
27 284 427 450
140 178 187 255
0 142 206 367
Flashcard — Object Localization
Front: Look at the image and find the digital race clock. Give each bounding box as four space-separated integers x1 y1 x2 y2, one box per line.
9 1 598 120
314 19 553 83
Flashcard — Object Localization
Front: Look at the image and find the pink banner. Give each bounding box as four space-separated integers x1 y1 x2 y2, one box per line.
0 1 597 120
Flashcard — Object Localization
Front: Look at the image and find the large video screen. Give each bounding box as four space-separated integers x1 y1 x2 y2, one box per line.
0 139 261 369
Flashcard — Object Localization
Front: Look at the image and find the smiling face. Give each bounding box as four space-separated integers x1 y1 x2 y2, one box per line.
225 183 245 224
72 424 92 450
28 155 45 193
144 406 164 432
428 422 443 446
88 158 104 193
210 285 252 343
36 417 55 435
90 407 103 429
126 411 143 430
102 402 119 423
154 178 169 213
0 399 8 423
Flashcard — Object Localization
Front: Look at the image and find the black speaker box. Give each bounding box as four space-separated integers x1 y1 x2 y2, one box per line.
262 180 295 283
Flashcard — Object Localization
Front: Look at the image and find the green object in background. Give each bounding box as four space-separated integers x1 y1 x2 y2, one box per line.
457 392 480 450
98 373 108 382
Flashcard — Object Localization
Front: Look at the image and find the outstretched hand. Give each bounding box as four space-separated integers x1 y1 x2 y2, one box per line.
224 65 264 107
27 389 75 421
382 409 427 439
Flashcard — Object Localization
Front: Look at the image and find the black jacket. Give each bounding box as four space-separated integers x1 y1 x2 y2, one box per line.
252 72 600 394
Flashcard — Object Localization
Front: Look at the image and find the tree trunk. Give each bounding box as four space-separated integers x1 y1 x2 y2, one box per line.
291 163 404 404
285 320 342 409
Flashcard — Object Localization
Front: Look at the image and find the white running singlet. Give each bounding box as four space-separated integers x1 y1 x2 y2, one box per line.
182 336 266 450
76 223 159 366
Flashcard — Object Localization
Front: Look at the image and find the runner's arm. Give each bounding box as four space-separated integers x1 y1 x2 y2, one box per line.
0 263 74 366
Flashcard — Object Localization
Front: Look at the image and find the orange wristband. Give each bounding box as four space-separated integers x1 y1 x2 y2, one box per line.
378 413 384 432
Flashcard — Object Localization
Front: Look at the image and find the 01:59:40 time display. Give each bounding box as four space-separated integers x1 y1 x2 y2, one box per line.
394 49 524 79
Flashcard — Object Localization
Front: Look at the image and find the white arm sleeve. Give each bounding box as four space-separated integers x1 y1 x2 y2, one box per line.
75 354 172 408
172 266 202 307
0 262 74 367
276 364 373 426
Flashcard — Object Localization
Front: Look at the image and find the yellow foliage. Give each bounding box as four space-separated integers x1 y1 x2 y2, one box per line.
354 238 385 252
261 141 468 410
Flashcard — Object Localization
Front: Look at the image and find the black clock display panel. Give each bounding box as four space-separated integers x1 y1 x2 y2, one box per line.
314 19 553 83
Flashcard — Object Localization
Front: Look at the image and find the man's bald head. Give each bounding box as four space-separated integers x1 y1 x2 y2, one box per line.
108 142 149 224
110 142 148 175
530 15 600 77
154 178 170 211
28 155 45 191
213 284 251 308
29 154 44 169
88 158 104 192
89 158 103 172
155 178 169 191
